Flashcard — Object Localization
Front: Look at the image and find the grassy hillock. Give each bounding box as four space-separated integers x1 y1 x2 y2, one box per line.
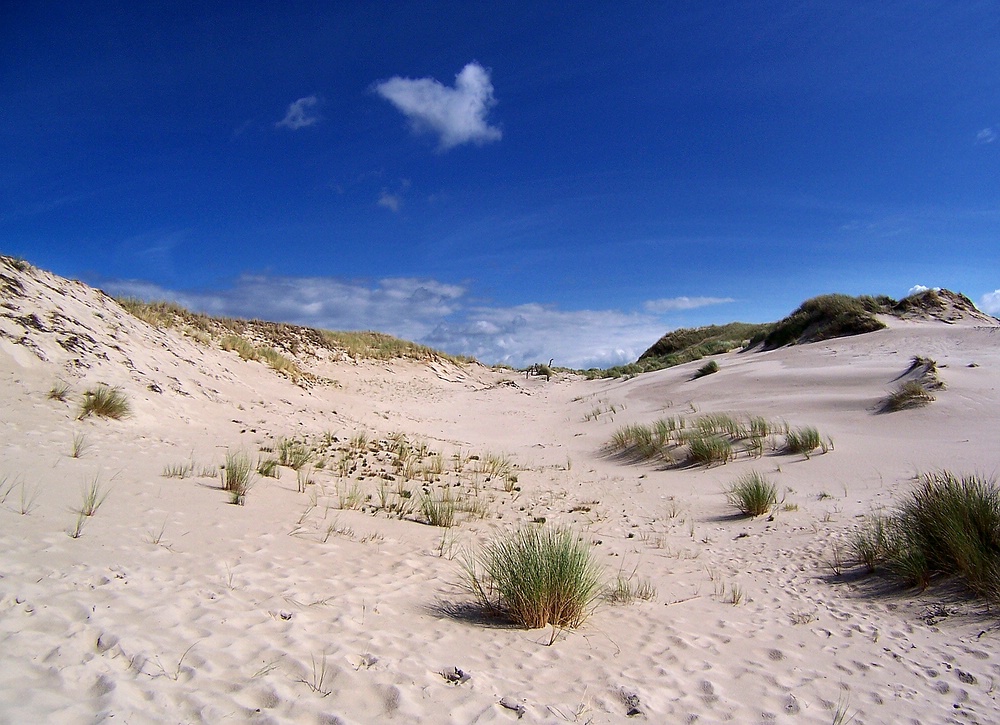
587 290 977 380
761 294 893 349
115 297 473 364
585 322 771 379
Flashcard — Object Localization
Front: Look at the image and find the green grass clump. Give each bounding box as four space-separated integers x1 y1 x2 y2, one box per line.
257 458 279 478
880 380 936 412
223 450 256 505
687 434 733 466
763 294 888 348
783 426 821 456
726 471 777 517
79 385 131 420
48 381 70 401
465 525 603 629
692 360 719 379
852 472 1000 599
220 334 259 361
277 438 313 470
421 491 457 527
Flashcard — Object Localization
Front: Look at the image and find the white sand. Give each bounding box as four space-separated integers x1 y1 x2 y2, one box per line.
2 261 1000 723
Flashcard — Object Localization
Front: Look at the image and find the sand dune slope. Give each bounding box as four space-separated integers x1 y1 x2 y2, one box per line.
2 259 1000 723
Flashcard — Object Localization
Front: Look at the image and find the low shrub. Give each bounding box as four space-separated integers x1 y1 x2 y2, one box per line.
465 525 603 629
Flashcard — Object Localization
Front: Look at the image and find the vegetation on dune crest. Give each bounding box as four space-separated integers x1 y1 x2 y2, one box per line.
114 296 472 365
586 288 986 380
761 294 891 349
587 322 769 379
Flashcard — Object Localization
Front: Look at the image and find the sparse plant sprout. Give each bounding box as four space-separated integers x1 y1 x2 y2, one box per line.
337 480 364 510
604 573 657 604
162 460 195 478
18 480 41 515
257 457 279 478
727 471 777 517
0 476 16 505
464 525 603 629
296 466 313 493
223 450 255 505
48 381 70 401
70 511 87 538
71 432 88 458
79 384 131 420
79 476 109 516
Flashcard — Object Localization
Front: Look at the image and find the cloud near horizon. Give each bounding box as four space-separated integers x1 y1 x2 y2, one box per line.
980 290 1000 315
276 96 320 130
643 296 735 314
102 274 674 369
374 62 502 149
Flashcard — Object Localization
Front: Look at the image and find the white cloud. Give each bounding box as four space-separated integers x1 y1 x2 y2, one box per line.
643 296 735 314
103 273 677 369
374 62 502 149
423 304 665 369
276 96 320 130
106 275 466 344
906 284 941 297
377 191 402 212
976 127 997 144
979 290 1000 315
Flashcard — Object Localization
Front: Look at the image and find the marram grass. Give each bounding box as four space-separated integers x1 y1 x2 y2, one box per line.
465 525 603 629
726 471 777 517
852 471 1000 599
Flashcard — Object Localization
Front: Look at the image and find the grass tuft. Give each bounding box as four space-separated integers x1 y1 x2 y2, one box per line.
880 380 935 412
852 471 1000 599
465 525 603 629
692 360 719 379
79 385 131 420
223 450 256 505
784 426 821 456
687 434 733 466
726 471 777 517
421 491 457 527
48 381 70 401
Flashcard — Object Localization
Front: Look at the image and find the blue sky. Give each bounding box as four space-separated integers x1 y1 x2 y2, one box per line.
3 2 998 368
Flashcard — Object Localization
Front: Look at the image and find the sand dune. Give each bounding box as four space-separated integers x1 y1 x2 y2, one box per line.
2 258 1000 723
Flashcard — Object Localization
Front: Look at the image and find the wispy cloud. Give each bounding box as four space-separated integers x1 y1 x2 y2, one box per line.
976 127 997 144
377 191 402 212
374 62 502 149
980 290 1000 315
424 304 665 370
276 96 320 130
102 273 676 369
643 296 734 314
